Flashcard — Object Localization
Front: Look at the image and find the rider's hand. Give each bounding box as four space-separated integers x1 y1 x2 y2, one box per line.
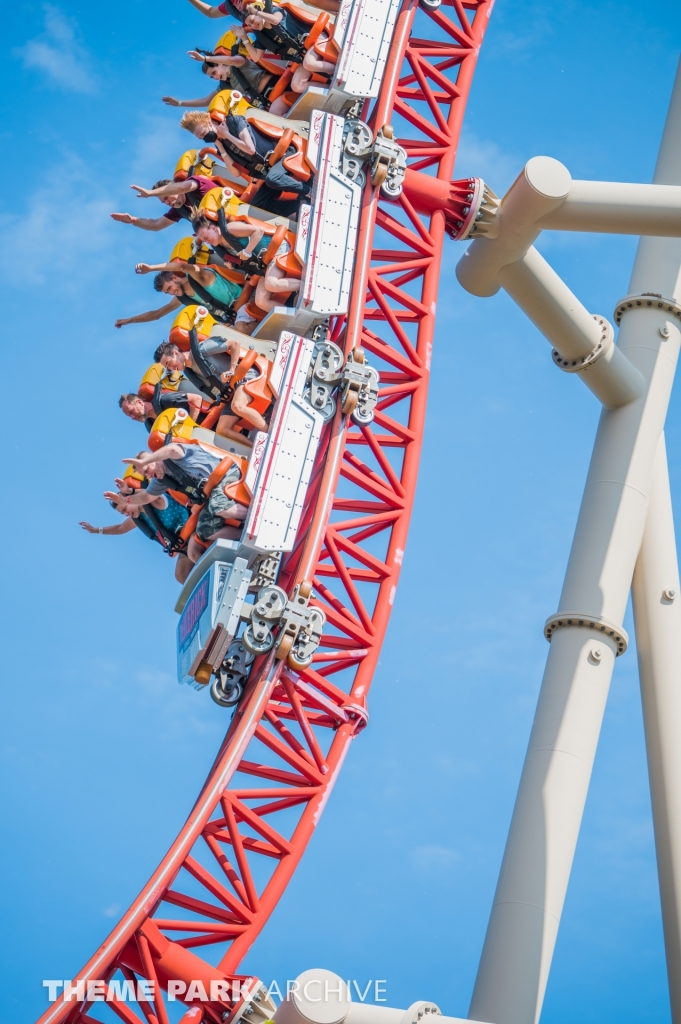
114 319 129 329
162 96 180 106
111 212 136 224
131 184 152 198
187 50 204 61
135 263 152 275
238 250 253 261
79 521 97 533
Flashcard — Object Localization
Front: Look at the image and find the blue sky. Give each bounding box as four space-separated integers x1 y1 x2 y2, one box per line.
2 1 681 1022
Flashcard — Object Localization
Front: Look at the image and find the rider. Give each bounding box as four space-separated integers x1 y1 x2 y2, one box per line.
231 23 335 111
105 446 249 566
153 341 250 446
118 392 204 432
114 259 250 331
193 210 302 322
192 207 273 265
111 176 217 232
163 49 277 110
81 465 192 583
180 110 311 217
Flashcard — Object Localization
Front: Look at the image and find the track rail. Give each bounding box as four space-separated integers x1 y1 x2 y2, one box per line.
36 2 494 1021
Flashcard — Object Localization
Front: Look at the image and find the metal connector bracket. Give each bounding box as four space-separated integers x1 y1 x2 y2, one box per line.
306 341 379 424
341 120 406 198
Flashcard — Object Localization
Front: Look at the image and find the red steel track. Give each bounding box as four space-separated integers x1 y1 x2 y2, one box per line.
37 2 494 1021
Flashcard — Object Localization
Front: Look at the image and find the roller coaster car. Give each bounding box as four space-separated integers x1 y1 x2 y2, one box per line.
212 28 250 57
175 543 254 702
252 110 361 339
241 331 325 553
169 235 211 266
288 0 401 118
173 332 327 698
173 147 219 182
121 464 146 489
199 186 296 233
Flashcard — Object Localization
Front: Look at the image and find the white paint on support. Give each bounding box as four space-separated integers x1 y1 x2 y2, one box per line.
540 179 681 235
468 60 681 1024
633 435 681 1024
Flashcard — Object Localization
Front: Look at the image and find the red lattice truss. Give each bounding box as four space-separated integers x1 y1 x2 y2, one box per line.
37 2 494 1021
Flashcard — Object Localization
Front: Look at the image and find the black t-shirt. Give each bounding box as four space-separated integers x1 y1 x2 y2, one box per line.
227 114 271 162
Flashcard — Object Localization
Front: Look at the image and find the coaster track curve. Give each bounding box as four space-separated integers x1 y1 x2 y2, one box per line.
36 2 494 1021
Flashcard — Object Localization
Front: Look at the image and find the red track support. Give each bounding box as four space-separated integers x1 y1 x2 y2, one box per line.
36 2 494 1021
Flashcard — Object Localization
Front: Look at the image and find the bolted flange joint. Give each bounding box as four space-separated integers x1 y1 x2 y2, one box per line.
613 292 681 326
402 170 499 240
544 612 628 656
552 315 613 373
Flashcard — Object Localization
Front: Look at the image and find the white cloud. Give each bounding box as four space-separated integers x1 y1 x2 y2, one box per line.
103 902 121 918
412 844 461 871
14 6 97 94
0 154 116 291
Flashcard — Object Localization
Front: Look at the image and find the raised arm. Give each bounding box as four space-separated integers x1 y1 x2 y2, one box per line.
185 0 227 17
226 220 265 258
163 91 219 108
231 28 265 62
135 260 188 274
80 519 137 536
122 445 186 474
245 6 282 26
110 213 175 231
190 51 244 66
104 489 157 510
130 180 197 199
114 298 181 329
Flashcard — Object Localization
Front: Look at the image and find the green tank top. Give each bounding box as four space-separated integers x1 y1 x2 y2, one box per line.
192 271 241 309
224 228 270 259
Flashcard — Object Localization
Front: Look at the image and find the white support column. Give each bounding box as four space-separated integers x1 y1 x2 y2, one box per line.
632 435 681 1024
468 60 681 1024
498 248 644 409
539 180 681 236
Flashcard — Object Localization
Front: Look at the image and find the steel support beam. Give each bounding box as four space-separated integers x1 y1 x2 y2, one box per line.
540 180 681 235
468 59 681 1024
455 156 644 408
632 435 681 1024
